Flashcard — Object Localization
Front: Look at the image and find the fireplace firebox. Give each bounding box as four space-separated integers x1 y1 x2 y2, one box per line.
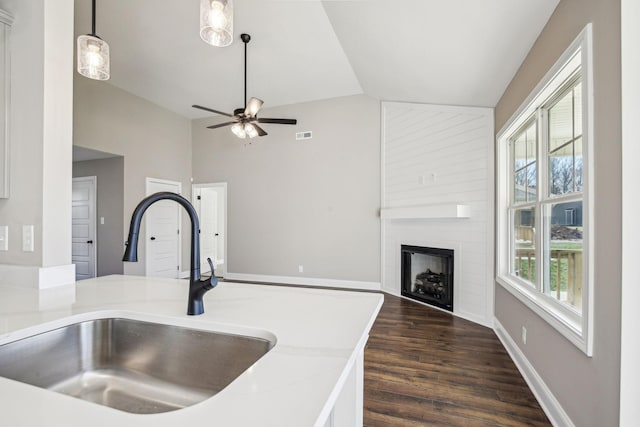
401 245 454 311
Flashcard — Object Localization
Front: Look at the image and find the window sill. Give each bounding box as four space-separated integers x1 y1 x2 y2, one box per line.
496 274 591 356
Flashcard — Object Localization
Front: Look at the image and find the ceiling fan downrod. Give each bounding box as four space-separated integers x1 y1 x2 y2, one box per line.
241 33 251 111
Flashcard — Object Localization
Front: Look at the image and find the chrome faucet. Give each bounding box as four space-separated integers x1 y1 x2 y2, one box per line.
122 191 218 315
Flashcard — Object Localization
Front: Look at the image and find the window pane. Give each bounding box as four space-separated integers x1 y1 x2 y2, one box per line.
514 170 526 203
549 90 573 152
527 162 537 201
513 207 536 285
549 137 583 196
550 143 574 195
574 137 583 192
544 201 583 312
526 125 536 165
513 134 527 171
514 164 536 203
513 121 536 172
574 83 582 139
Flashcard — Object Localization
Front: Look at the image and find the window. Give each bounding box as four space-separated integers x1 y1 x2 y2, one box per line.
564 209 575 226
497 25 593 355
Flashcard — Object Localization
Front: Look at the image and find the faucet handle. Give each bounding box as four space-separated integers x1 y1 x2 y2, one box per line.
205 257 218 289
206 257 215 275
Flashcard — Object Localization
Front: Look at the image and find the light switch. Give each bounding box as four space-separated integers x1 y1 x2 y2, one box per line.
100 217 105 225
22 225 34 252
0 225 7 251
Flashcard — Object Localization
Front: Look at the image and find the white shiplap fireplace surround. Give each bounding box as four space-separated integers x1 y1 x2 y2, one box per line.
381 102 495 327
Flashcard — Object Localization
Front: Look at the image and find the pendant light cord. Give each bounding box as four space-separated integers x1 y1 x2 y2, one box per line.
91 0 96 36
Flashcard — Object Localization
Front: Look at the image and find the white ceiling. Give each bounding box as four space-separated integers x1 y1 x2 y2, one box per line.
74 0 559 120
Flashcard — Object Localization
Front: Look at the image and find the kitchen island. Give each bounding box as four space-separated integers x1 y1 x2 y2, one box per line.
0 275 383 427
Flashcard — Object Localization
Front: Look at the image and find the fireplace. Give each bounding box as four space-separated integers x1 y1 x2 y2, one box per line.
401 245 454 311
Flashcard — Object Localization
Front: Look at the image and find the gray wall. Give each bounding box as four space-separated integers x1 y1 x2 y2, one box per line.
73 157 124 276
0 0 43 266
73 75 193 276
192 95 381 283
494 0 621 425
0 0 74 269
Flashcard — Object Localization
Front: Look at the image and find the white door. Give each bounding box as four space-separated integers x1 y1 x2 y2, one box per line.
145 178 181 278
193 183 226 277
196 187 218 273
72 177 97 280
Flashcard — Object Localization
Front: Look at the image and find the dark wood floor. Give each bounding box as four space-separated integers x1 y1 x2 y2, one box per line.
364 294 551 427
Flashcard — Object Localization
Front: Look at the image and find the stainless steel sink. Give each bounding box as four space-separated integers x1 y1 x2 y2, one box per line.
0 318 274 414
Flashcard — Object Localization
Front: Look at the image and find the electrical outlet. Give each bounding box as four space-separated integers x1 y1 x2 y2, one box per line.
298 265 304 273
419 173 437 185
522 326 527 345
22 225 34 252
0 225 7 251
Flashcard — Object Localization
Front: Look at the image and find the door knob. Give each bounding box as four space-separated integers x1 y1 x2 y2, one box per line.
215 233 219 236
86 240 93 244
150 236 156 241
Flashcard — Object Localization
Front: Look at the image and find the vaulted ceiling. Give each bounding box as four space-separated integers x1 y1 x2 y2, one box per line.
74 0 559 119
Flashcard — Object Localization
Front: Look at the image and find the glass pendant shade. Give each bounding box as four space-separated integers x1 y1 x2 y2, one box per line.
77 35 110 81
231 123 246 138
244 123 258 138
200 0 233 47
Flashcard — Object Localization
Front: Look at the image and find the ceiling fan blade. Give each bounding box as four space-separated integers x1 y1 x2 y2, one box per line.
245 97 264 117
253 123 268 136
207 121 236 129
192 104 234 117
257 118 297 125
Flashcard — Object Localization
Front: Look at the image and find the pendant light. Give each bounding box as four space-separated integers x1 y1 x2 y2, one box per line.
77 0 110 81
200 0 233 47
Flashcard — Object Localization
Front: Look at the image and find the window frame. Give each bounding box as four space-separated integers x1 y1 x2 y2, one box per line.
496 24 594 356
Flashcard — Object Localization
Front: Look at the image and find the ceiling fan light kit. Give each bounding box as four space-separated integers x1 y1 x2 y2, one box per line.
192 33 297 140
200 0 233 47
77 0 110 81
244 123 259 138
231 123 246 139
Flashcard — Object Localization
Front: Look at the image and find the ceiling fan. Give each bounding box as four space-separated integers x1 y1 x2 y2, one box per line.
192 33 297 139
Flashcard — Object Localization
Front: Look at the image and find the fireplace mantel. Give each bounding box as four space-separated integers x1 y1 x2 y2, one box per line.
380 204 470 220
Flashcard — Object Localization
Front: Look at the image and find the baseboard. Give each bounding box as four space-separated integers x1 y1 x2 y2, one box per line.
0 263 75 289
224 272 381 291
493 318 574 427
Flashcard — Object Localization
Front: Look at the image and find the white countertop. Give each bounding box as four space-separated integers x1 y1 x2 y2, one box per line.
0 275 383 427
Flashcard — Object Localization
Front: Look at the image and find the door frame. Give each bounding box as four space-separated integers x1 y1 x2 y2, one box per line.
72 176 97 279
620 0 640 421
192 182 227 277
145 177 182 278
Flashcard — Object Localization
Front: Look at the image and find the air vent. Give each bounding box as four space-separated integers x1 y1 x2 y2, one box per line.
296 131 312 140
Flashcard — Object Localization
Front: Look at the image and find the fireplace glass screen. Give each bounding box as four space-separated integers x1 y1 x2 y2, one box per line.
401 245 454 311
